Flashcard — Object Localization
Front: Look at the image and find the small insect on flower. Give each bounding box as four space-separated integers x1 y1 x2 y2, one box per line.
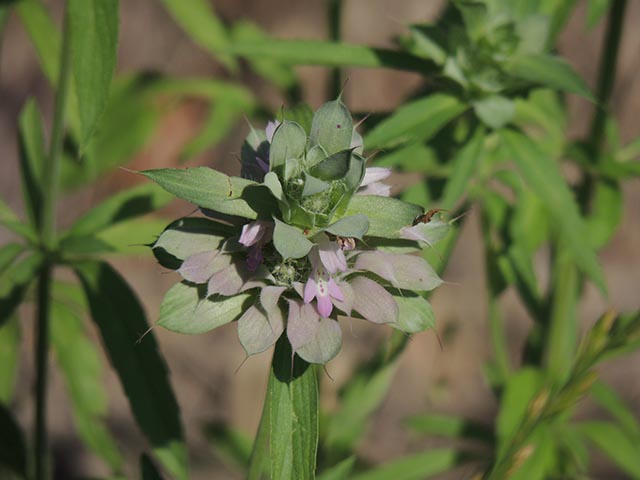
335 236 356 251
413 208 449 226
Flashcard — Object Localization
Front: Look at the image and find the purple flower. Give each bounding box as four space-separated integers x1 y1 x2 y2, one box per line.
239 221 273 271
303 248 345 317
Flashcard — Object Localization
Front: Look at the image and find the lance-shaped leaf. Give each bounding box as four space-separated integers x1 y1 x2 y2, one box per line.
344 195 422 239
309 99 353 156
578 421 640 478
66 184 173 237
505 54 593 100
355 250 442 291
365 94 466 149
0 252 43 327
349 449 461 480
18 99 45 227
50 300 123 471
158 281 251 335
0 403 27 479
73 261 188 479
142 167 275 219
273 218 313 259
440 127 485 209
0 316 20 404
141 453 165 480
158 0 235 70
324 214 369 239
501 130 606 294
269 121 307 172
226 38 436 74
68 0 119 148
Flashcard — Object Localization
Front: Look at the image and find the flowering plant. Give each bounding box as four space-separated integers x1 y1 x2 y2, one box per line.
144 99 450 364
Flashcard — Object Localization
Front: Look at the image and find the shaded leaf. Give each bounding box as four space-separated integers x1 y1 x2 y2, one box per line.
51 300 123 471
18 99 46 227
505 54 593 100
440 127 485 209
68 0 119 148
317 457 355 480
0 404 27 479
502 130 606 294
350 449 462 480
204 422 252 472
392 293 435 334
0 316 20 404
579 421 640 478
73 261 188 479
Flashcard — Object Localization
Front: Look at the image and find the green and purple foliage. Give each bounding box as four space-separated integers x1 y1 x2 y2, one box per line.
146 100 448 364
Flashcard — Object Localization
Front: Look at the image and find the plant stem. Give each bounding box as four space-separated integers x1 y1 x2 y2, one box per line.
588 0 627 154
34 267 52 480
328 0 343 99
34 4 72 479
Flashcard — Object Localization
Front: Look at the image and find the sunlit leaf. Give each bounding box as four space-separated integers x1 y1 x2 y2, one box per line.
344 195 422 239
350 449 462 480
365 94 466 149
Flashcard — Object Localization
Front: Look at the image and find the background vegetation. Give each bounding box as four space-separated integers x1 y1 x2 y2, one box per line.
0 0 639 478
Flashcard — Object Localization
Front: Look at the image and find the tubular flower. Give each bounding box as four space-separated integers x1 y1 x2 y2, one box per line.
148 98 451 364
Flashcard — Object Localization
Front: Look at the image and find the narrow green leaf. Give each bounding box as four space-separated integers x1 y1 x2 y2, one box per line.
406 414 494 443
505 54 593 100
578 421 640 478
94 217 170 256
66 184 173 237
51 300 123 471
365 94 466 149
141 454 165 480
181 100 248 160
231 21 297 89
587 0 612 27
591 381 640 442
502 130 606 294
495 368 543 458
158 282 251 335
226 39 436 74
440 127 485 209
0 316 20 404
73 261 187 480
0 252 43 327
350 449 461 480
268 336 318 480
16 0 60 83
273 218 313 259
0 244 25 275
0 403 27 479
317 457 355 480
18 99 46 227
141 167 272 219
158 0 235 70
68 0 119 148
344 195 422 239
586 178 622 249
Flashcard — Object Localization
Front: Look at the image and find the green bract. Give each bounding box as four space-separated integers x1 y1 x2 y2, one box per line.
145 98 451 365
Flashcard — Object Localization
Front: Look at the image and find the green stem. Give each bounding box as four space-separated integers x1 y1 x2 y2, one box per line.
34 4 72 479
34 267 51 480
588 0 627 154
480 211 511 383
327 0 343 99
